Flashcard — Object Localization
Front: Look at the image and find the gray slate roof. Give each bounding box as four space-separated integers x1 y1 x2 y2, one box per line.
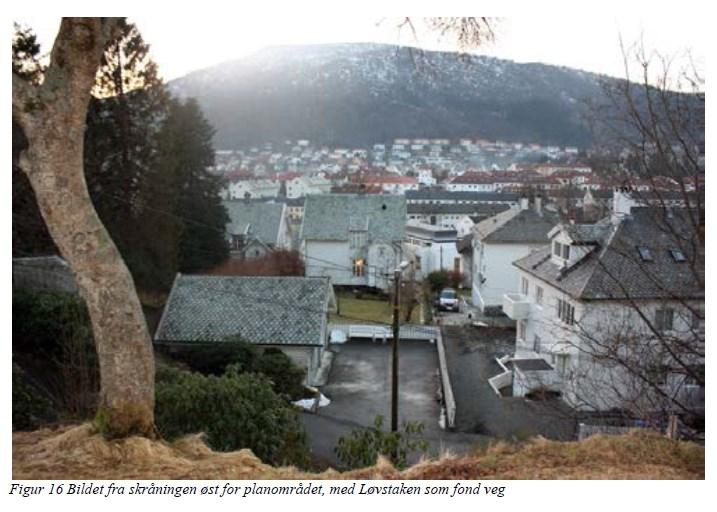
223 200 284 245
301 194 406 242
514 208 704 301
475 207 559 244
407 202 510 217
155 275 332 345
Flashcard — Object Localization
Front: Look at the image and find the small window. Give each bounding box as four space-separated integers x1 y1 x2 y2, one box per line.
533 335 542 353
562 243 571 259
669 248 686 262
536 286 544 306
557 298 575 325
655 308 674 332
352 258 366 277
517 320 527 341
521 277 529 295
637 246 653 262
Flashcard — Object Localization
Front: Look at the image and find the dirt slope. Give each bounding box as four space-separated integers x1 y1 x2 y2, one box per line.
12 424 704 480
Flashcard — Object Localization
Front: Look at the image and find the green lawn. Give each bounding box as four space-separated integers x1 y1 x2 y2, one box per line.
329 292 420 325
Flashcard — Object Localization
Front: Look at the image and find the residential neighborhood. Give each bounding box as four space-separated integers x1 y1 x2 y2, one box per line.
11 16 704 485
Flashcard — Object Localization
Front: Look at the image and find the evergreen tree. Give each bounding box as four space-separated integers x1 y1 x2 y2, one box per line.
157 98 229 272
84 20 181 290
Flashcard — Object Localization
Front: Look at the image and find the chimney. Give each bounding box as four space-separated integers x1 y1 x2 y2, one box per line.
534 194 542 216
520 195 529 210
612 187 636 224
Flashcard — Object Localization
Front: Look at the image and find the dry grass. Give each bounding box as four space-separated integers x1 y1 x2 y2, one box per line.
13 424 703 480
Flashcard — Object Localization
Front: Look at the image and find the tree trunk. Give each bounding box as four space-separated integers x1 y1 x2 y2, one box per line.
13 18 155 438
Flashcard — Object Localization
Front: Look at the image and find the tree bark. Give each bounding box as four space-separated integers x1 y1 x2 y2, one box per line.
13 18 155 438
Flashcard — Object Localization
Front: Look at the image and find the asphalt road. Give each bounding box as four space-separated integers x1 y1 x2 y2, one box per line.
302 340 489 468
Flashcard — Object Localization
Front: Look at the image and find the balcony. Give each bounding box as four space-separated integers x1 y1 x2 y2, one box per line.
503 293 531 320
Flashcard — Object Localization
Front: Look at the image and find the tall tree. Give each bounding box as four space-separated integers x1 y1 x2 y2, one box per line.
84 20 181 290
12 18 156 438
157 97 229 272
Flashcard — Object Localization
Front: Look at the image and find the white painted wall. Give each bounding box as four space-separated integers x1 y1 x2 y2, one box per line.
513 268 704 412
471 242 545 311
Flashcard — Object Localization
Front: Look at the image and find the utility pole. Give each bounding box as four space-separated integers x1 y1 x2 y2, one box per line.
391 261 409 433
391 267 401 433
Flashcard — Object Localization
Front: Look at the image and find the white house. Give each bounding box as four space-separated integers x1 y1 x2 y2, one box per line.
404 220 461 280
300 194 406 291
286 175 332 199
499 196 704 415
471 197 558 314
226 179 280 200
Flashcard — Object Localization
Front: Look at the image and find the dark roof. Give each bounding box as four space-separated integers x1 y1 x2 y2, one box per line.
155 275 332 345
407 202 510 216
456 234 473 254
223 201 284 245
301 194 406 242
513 358 553 372
476 207 559 244
405 190 519 202
514 208 704 301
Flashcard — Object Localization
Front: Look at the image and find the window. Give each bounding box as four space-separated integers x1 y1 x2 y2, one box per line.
557 298 575 325
637 246 653 262
655 308 674 332
669 248 686 262
352 258 366 277
553 241 571 259
535 286 544 306
521 277 529 295
533 335 542 353
415 256 422 271
349 230 367 249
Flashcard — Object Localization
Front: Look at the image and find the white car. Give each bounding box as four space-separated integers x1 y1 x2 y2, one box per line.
438 288 460 312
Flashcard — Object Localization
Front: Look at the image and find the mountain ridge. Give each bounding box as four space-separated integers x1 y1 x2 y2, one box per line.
168 43 621 149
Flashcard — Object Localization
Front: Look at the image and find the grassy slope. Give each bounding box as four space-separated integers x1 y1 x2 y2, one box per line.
13 424 704 480
329 293 420 325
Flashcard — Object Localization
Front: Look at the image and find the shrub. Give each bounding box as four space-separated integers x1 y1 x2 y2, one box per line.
12 363 57 430
334 415 429 470
166 341 307 400
12 291 98 418
426 270 450 293
155 367 310 467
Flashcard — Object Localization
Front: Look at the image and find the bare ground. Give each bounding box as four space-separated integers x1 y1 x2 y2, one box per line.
13 424 704 480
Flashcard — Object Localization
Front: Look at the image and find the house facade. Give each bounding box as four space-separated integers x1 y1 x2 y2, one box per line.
471 197 558 314
404 220 461 280
500 199 704 415
300 194 406 291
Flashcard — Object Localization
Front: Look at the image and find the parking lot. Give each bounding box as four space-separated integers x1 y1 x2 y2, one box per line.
302 339 489 467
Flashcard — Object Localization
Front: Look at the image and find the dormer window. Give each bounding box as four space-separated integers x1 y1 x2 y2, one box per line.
637 246 653 262
553 241 571 260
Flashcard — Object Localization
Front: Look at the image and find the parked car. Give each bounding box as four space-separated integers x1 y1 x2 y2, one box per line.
437 288 460 312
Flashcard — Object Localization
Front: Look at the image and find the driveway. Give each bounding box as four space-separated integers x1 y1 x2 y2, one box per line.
442 325 577 440
302 340 489 468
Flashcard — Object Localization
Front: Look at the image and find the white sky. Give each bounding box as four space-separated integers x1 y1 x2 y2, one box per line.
13 15 706 83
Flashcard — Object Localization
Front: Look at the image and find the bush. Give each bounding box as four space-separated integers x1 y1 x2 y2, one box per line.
426 270 450 293
12 363 57 430
12 291 98 418
155 366 310 467
334 415 429 470
166 341 307 400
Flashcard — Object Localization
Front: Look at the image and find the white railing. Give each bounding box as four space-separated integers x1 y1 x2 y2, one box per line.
503 293 531 320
